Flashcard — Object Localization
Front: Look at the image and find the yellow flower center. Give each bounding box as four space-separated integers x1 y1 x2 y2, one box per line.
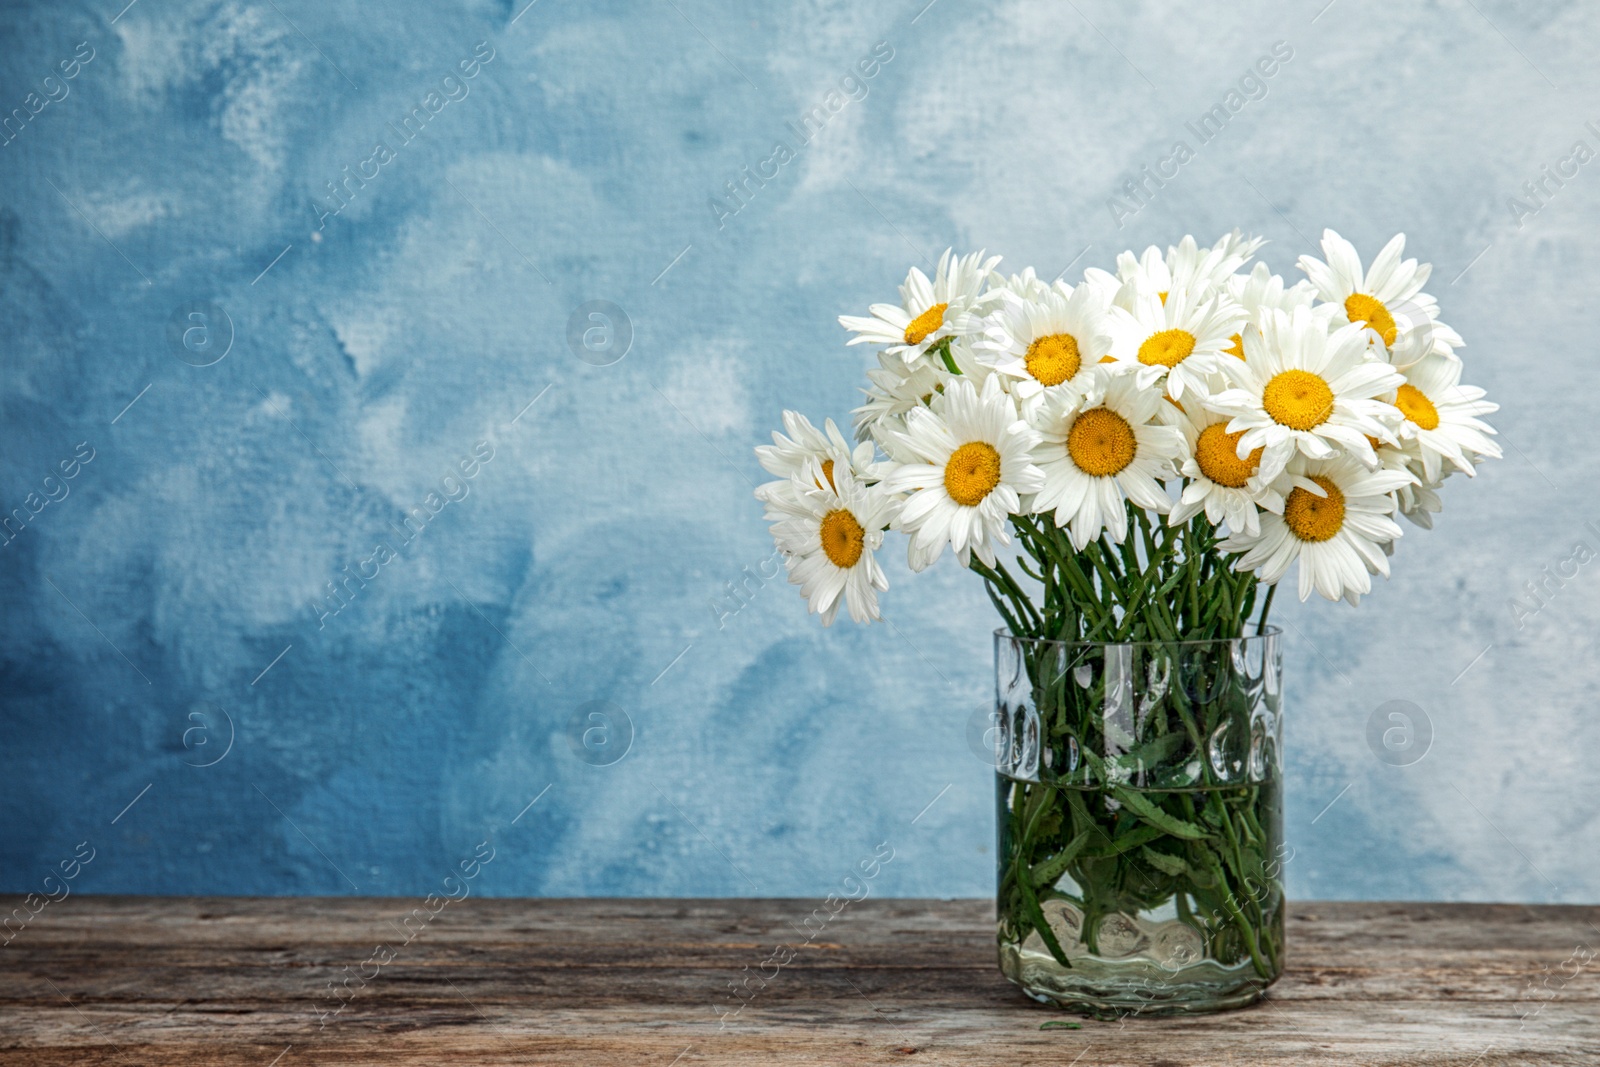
1225 332 1246 360
1262 370 1335 431
1024 333 1081 386
1067 408 1137 477
1194 423 1261 488
1395 383 1439 431
1345 293 1397 347
1137 329 1197 369
819 509 865 568
1282 476 1345 543
943 441 1003 506
818 458 837 491
903 303 948 346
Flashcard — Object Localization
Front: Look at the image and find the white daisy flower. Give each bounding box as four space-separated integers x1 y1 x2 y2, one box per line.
1390 453 1482 532
1365 432 1455 534
1295 229 1463 360
1112 245 1173 299
755 411 878 504
1223 261 1321 361
1030 371 1185 550
838 248 1001 365
1207 306 1404 481
1393 461 1443 530
766 461 897 626
882 375 1044 570
989 264 1054 303
852 343 996 454
1166 230 1265 298
1169 401 1283 538
1107 231 1265 309
1105 285 1246 402
1079 265 1123 307
851 349 951 451
974 281 1112 416
1385 348 1502 484
1221 453 1414 604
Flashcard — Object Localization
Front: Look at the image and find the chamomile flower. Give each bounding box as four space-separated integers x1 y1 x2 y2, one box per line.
1104 231 1265 308
1030 370 1185 549
1166 230 1265 298
1080 265 1123 307
755 411 878 504
1112 245 1173 297
839 248 1001 365
1169 402 1283 537
1385 348 1502 483
1296 229 1462 359
1105 285 1246 402
974 281 1112 415
882 375 1044 569
989 264 1054 303
1221 453 1413 604
852 350 951 452
1223 261 1320 360
1364 432 1444 534
1207 306 1404 481
1393 463 1444 530
767 461 897 626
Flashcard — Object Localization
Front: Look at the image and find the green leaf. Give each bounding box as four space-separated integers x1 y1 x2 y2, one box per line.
1039 1020 1083 1030
1111 787 1214 841
1029 830 1094 889
1138 846 1193 878
1016 860 1073 970
1110 731 1186 774
1079 824 1164 859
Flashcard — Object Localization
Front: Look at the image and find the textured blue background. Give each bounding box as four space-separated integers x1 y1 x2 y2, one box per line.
2 0 1595 902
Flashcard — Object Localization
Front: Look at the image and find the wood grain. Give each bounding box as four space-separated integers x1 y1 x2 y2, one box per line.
1 897 1597 1065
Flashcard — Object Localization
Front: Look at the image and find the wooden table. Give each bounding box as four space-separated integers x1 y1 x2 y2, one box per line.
2 897 1596 1065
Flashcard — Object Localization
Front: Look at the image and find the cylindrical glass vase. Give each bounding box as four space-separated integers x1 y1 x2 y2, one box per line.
993 629 1285 1016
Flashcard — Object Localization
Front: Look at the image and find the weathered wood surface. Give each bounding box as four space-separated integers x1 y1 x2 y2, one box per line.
2 897 1597 1065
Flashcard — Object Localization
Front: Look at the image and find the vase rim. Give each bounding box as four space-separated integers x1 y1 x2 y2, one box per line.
993 625 1282 649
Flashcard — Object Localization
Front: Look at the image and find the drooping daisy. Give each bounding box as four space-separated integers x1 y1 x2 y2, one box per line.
974 281 1112 415
1222 261 1320 361
1207 306 1404 482
766 461 898 625
1169 402 1283 537
1295 229 1462 359
1392 461 1443 530
882 375 1043 570
1105 285 1246 402
1385 348 1502 483
1030 370 1185 550
755 410 878 503
839 248 1002 365
1221 453 1413 604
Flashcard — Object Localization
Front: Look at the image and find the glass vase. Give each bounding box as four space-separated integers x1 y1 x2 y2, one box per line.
993 628 1286 1016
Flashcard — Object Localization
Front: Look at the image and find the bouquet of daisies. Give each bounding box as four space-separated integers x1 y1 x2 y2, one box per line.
754 230 1499 643
757 233 1498 996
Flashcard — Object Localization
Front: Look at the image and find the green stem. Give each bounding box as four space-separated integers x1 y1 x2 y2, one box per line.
1255 584 1278 634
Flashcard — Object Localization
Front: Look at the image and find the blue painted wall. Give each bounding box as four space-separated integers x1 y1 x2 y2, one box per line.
2 0 1594 902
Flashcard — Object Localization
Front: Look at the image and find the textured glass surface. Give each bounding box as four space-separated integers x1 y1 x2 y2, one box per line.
994 630 1285 1015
